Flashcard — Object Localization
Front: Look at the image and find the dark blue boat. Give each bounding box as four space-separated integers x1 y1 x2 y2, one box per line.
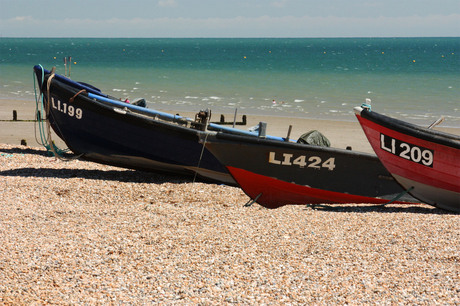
33 65 283 184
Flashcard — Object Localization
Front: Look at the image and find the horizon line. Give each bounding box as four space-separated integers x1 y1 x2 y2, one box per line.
2 36 460 39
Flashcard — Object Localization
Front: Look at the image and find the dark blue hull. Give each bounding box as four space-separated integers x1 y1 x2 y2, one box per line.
34 65 234 184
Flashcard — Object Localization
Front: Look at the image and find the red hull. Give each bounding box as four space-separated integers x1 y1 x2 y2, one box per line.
355 107 460 212
227 166 406 209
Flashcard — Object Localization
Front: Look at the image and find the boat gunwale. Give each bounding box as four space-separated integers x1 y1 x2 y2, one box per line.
355 107 460 149
42 76 213 139
213 130 380 161
34 65 286 141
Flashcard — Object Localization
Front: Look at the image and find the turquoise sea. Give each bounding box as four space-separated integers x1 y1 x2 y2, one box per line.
1 37 459 127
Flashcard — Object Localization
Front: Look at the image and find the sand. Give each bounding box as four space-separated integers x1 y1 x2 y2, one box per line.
1 98 459 304
2 98 459 153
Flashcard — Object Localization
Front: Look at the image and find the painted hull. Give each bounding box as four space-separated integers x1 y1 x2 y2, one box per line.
355 106 460 213
33 65 235 184
204 133 417 209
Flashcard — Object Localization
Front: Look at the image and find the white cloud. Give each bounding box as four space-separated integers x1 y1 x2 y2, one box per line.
271 0 288 8
13 16 33 22
158 0 177 8
1 14 459 37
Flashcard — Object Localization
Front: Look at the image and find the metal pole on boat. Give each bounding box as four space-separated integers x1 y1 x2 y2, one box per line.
232 108 238 128
258 122 267 138
428 116 445 129
286 125 292 141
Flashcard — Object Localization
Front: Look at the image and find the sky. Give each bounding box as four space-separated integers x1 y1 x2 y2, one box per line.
1 0 459 38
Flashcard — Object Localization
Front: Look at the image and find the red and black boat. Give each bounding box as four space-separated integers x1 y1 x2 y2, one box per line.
355 105 460 213
203 132 417 209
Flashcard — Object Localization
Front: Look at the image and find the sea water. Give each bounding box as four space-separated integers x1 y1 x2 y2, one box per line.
1 37 459 127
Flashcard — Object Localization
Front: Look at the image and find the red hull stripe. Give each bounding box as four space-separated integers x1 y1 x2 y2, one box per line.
227 166 410 209
356 116 460 193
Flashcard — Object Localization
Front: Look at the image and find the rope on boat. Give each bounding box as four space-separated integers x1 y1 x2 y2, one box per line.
33 65 78 160
33 64 49 148
193 132 209 183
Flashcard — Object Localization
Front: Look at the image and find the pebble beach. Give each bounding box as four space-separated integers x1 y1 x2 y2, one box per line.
1 99 460 304
1 147 459 303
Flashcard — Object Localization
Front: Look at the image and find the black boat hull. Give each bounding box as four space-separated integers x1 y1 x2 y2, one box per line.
204 133 418 208
34 66 234 184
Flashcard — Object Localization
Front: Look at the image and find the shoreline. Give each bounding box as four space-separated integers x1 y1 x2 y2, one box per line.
1 98 459 154
3 95 460 128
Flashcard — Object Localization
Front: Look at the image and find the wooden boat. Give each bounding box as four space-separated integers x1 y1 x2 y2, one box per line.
354 105 460 213
33 65 284 184
203 132 417 209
